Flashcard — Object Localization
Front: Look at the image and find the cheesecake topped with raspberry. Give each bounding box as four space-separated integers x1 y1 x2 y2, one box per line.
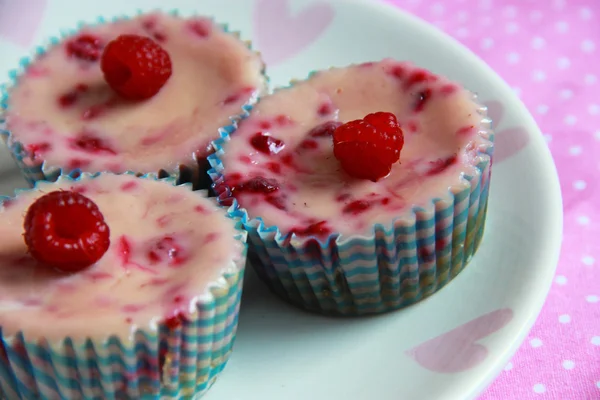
3 11 265 182
0 173 245 341
214 59 492 236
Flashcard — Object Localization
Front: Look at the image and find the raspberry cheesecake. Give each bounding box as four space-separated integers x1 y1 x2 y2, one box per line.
0 173 247 399
210 59 494 315
0 11 266 188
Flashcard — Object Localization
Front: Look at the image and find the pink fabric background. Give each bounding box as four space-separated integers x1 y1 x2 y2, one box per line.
0 0 598 398
382 0 600 398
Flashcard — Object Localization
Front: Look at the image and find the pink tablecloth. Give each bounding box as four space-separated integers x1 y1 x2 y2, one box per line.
383 0 600 398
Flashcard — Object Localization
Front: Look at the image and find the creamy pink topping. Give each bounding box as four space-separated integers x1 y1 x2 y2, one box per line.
5 12 265 174
220 59 491 236
0 174 244 341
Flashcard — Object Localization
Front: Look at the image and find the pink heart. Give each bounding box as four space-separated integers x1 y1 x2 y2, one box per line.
406 308 514 373
253 0 335 66
482 101 529 164
0 0 47 47
493 127 530 164
485 100 504 124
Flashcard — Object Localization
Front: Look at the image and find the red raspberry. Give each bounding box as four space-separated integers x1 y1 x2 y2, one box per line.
66 34 103 61
333 112 404 182
100 34 172 100
23 191 110 272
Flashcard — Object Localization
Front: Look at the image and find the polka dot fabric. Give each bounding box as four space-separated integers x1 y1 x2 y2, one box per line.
383 0 600 398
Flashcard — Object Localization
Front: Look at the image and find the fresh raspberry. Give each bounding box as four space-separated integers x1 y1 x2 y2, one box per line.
333 112 404 182
100 34 172 100
250 132 285 155
66 34 103 61
23 191 110 272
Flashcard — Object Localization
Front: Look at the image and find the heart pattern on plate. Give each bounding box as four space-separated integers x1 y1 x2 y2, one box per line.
0 0 47 47
484 100 530 164
253 0 335 66
406 308 514 373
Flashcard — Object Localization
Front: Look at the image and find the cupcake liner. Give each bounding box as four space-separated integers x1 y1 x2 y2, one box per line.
0 171 248 399
0 9 268 190
208 74 494 315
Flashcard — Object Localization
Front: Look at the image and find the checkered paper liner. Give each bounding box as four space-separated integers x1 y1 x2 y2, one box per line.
208 74 494 316
0 171 248 399
0 9 267 189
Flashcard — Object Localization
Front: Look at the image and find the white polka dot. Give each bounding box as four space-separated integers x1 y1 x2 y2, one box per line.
591 336 600 346
595 131 600 140
532 70 546 82
577 215 590 225
580 7 593 20
503 6 517 18
586 295 599 303
430 3 444 14
589 104 600 115
537 104 549 114
457 11 469 22
481 37 494 50
597 381 600 389
533 383 546 394
573 180 587 190
557 57 571 69
562 360 575 370
555 21 569 33
505 22 519 34
585 74 598 85
555 275 567 285
507 52 520 64
544 134 552 143
530 338 543 348
530 10 543 22
456 27 469 38
531 36 546 49
559 314 571 324
559 89 573 99
504 361 513 371
553 0 566 10
479 0 492 9
512 87 522 97
582 256 596 266
564 115 577 125
582 40 596 53
569 145 582 155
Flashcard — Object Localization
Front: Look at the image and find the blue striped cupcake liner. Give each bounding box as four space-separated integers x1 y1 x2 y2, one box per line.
0 9 268 189
0 171 248 399
207 72 494 315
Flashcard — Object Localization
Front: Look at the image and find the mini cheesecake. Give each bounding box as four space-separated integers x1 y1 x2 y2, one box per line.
1 11 266 187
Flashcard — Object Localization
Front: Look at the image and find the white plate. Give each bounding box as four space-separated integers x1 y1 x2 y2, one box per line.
0 0 563 399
